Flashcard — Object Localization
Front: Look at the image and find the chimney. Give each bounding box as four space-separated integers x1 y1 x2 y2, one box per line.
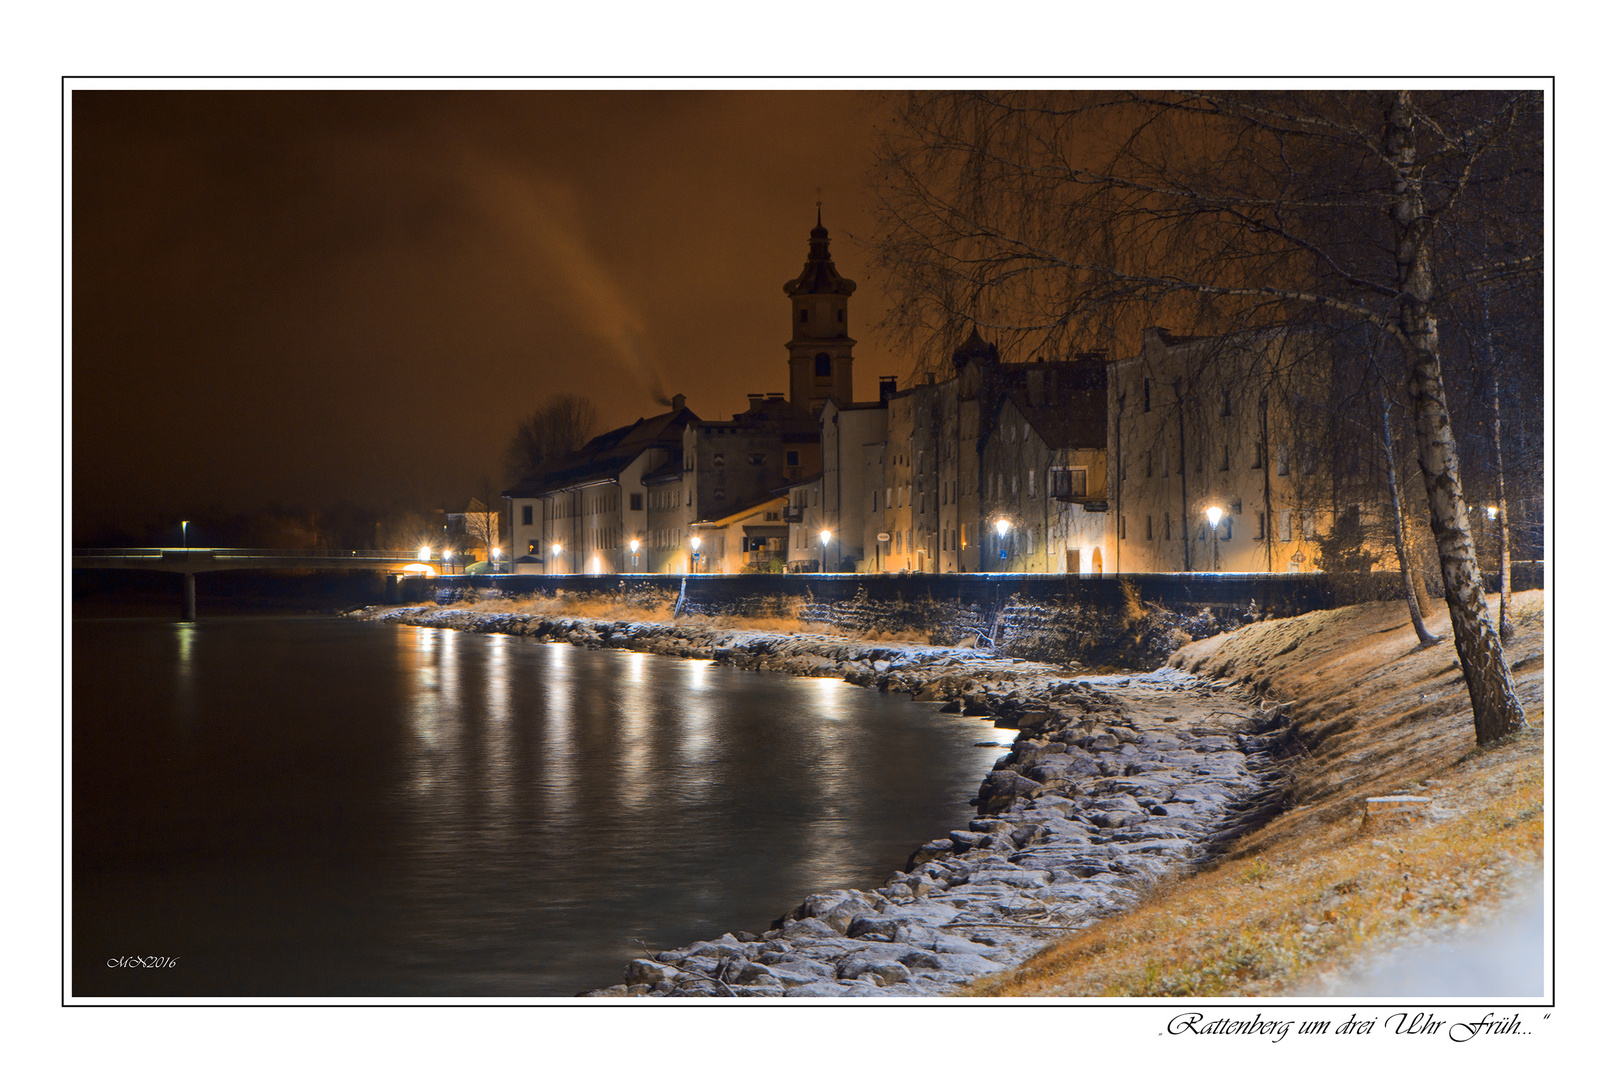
747 393 765 410
879 376 898 402
766 392 785 401
671 393 687 412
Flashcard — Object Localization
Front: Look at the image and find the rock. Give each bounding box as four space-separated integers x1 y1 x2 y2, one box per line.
624 958 679 989
835 956 912 986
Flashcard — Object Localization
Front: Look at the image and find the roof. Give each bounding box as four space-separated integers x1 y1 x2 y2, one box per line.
502 405 697 499
696 493 789 528
782 211 857 298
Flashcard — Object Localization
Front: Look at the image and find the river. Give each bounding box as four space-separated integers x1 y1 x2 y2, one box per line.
72 613 1011 996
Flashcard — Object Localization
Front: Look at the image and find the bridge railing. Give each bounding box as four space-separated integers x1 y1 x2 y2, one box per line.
73 548 429 560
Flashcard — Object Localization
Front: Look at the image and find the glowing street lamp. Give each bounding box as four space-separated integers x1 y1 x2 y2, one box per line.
1205 505 1224 572
182 520 189 552
418 545 432 561
995 518 1011 567
491 547 501 572
819 528 831 570
629 537 640 571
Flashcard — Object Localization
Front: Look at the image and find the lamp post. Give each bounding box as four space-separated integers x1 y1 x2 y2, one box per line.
629 538 640 572
819 529 831 573
551 541 562 576
995 518 1011 570
182 520 189 553
690 534 702 573
1205 505 1224 572
442 547 455 576
491 547 501 574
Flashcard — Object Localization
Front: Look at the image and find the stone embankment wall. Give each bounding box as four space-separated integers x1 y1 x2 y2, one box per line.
409 571 1424 670
359 604 1295 996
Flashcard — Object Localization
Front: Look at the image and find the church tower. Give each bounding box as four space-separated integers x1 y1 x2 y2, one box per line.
783 208 857 415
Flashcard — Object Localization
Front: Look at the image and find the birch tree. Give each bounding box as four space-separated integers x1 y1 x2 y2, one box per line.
872 90 1541 744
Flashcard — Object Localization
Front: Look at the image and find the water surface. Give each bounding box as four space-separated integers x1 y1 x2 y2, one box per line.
73 615 1008 996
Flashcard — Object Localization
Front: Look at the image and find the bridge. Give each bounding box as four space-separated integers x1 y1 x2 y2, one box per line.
72 548 445 619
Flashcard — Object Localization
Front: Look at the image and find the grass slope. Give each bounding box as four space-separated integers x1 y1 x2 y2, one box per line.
969 592 1545 997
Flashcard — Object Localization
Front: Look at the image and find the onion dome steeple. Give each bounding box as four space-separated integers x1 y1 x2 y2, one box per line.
784 205 857 414
784 205 858 298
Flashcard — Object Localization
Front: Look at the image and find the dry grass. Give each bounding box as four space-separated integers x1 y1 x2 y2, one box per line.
410 590 936 643
968 592 1545 997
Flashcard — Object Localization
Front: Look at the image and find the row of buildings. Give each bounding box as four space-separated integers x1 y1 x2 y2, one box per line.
502 214 1387 577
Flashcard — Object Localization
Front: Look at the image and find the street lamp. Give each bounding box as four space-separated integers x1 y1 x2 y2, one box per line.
491 547 501 573
995 518 1011 568
1205 505 1224 572
690 534 702 573
442 547 454 575
182 520 189 552
819 529 831 571
629 537 640 572
418 545 432 562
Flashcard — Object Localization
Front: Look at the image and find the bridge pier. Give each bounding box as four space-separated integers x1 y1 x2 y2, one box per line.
182 573 196 622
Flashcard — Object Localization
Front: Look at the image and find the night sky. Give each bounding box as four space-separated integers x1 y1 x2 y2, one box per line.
72 90 898 538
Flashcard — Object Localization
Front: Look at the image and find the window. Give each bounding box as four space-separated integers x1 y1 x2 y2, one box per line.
815 353 832 377
886 487 892 508
1049 467 1087 498
747 453 766 467
713 453 725 467
522 505 533 526
1145 452 1153 478
528 540 539 555
785 450 799 466
1255 512 1267 540
629 493 643 511
1252 442 1264 469
1220 389 1232 417
1146 515 1154 540
1222 518 1233 541
1143 378 1152 412
1164 513 1173 542
1028 469 1036 497
1276 444 1289 477
1280 510 1292 542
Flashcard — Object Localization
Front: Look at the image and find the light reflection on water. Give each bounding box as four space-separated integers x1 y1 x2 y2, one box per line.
74 615 1006 997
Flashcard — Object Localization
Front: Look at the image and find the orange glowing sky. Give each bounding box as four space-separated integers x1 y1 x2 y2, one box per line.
73 90 903 535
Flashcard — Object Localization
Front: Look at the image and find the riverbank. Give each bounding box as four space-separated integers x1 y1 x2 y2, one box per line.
355 591 1544 997
970 591 1545 996
354 601 1286 995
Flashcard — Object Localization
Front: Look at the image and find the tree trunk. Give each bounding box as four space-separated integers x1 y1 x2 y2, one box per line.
1388 91 1525 745
1492 376 1515 643
1379 395 1439 645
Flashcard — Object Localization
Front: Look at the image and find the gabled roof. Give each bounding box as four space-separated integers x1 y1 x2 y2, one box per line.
503 405 697 499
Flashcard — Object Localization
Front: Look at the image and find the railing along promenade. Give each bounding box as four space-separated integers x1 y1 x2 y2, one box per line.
72 548 434 619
